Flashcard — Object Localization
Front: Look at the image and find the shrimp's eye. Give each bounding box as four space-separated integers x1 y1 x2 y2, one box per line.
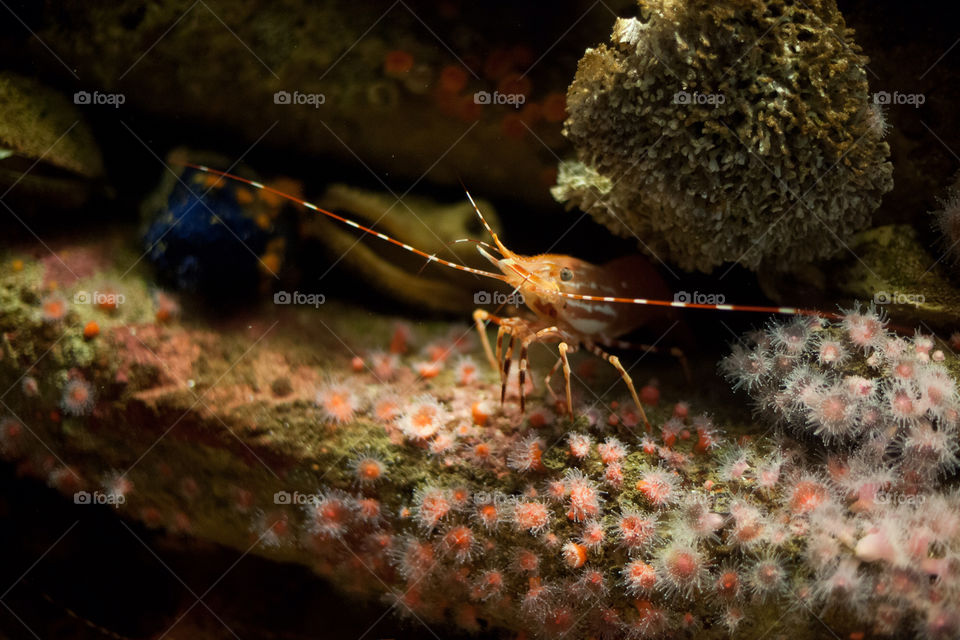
560 267 574 282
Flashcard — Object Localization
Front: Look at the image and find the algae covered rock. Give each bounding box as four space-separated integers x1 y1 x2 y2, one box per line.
552 0 894 273
0 71 104 211
0 71 103 179
834 224 960 328
23 0 586 207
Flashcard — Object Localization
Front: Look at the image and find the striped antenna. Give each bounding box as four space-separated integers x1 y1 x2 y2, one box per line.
471 215 843 321
180 163 509 282
448 238 503 254
184 163 840 321
549 291 844 320
462 186 499 241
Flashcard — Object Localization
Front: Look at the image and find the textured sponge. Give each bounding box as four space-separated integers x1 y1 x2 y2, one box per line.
552 0 894 272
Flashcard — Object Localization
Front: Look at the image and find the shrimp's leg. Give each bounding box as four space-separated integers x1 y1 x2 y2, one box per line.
496 326 505 370
518 341 528 412
475 308 511 395
474 311 558 413
589 345 652 432
517 326 559 414
473 309 499 371
558 342 573 421
502 334 516 405
543 357 562 401
603 338 691 383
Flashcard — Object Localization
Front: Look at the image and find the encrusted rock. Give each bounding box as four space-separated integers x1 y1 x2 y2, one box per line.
0 71 104 212
553 0 894 273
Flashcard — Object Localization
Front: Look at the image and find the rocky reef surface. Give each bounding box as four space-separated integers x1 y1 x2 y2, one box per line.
4 0 617 209
2 233 959 640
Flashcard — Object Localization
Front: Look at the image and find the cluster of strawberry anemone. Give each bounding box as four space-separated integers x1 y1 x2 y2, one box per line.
720 304 959 480
720 304 960 639
247 306 960 640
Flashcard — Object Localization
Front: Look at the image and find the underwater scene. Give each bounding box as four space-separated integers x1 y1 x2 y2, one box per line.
1 1 960 638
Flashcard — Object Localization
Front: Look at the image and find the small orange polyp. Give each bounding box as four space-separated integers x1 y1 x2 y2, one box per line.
562 542 587 568
82 321 100 339
471 401 490 426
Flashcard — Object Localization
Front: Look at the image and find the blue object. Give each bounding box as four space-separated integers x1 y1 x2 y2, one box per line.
144 167 273 297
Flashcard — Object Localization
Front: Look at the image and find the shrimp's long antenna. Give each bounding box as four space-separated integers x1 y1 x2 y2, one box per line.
448 238 503 254
181 163 509 282
540 286 845 320
461 183 514 258
463 189 497 239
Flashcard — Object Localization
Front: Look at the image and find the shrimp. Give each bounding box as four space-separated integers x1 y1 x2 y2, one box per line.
180 163 842 430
